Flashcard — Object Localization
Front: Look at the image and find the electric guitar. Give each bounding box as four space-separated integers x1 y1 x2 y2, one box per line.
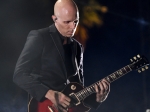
28 54 149 112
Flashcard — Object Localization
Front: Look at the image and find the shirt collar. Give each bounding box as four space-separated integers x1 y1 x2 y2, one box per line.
54 24 73 44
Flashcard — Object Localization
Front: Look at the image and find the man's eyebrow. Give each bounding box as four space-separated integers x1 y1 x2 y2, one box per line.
63 19 78 22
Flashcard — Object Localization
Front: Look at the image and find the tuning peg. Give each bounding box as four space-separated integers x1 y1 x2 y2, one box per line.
145 65 149 69
142 68 145 71
130 59 133 62
138 70 141 73
137 54 140 58
133 56 137 60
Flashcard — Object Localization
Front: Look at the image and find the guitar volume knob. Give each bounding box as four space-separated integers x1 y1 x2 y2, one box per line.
71 85 76 90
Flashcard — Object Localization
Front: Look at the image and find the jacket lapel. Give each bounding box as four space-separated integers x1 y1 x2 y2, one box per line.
72 38 82 68
49 24 67 80
72 40 77 73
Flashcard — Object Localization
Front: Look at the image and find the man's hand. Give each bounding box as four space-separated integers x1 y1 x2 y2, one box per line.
45 90 71 112
95 79 110 103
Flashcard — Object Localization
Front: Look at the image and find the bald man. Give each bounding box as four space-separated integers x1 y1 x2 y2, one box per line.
13 0 110 112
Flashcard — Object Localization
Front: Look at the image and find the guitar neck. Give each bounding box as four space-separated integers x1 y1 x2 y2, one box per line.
103 64 132 83
75 64 132 101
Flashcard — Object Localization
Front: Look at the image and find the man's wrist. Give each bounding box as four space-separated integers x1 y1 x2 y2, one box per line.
45 90 55 99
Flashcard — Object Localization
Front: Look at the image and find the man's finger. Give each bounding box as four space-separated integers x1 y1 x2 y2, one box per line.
99 81 104 94
94 84 99 93
102 81 108 90
58 105 68 112
65 96 71 102
102 79 110 93
61 103 68 108
102 79 110 88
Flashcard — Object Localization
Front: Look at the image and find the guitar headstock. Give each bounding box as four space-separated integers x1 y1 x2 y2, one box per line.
130 54 149 73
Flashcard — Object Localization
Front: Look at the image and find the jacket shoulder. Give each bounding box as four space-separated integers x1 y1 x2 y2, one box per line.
37 27 50 34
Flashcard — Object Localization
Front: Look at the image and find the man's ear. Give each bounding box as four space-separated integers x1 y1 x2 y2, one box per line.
52 15 57 22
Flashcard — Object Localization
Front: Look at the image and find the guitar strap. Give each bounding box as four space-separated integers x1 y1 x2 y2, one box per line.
75 55 84 85
74 40 84 85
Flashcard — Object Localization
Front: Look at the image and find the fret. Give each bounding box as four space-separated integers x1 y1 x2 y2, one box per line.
84 88 91 94
127 65 132 72
77 91 81 100
114 71 121 78
90 86 95 92
87 87 92 93
123 67 127 73
87 86 95 93
96 82 99 86
85 88 90 95
124 66 129 71
108 75 114 82
80 90 84 98
110 74 116 80
81 90 86 98
89 85 95 93
113 72 119 79
115 72 120 80
83 89 88 97
79 91 84 100
86 88 91 96
81 89 89 99
118 69 123 75
78 89 87 100
123 66 131 74
112 73 117 78
113 73 117 78
87 86 92 93
121 68 126 74
85 89 88 95
105 76 111 83
75 83 97 100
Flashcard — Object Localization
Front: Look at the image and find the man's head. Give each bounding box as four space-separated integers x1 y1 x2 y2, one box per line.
52 0 79 37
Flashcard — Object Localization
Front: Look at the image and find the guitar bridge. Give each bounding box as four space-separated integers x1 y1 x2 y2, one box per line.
69 93 81 106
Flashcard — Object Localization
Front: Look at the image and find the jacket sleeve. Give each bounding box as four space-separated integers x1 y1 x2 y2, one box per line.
13 30 49 102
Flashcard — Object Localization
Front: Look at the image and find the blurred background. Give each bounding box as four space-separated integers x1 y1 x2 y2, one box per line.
0 0 150 112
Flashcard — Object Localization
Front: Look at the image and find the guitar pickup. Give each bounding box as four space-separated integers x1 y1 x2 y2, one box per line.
69 93 81 106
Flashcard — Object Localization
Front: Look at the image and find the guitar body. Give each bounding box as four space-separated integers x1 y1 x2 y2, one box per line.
28 82 91 112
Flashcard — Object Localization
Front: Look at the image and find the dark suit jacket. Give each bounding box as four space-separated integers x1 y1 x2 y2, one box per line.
13 24 100 109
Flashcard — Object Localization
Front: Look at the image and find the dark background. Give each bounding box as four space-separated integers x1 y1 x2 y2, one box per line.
0 0 150 112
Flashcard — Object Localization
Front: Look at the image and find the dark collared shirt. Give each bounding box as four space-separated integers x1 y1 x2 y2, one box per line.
57 30 75 78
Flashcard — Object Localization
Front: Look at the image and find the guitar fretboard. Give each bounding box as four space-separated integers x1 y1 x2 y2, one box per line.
75 65 132 101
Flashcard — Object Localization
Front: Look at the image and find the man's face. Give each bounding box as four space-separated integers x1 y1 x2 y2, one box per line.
54 9 79 37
